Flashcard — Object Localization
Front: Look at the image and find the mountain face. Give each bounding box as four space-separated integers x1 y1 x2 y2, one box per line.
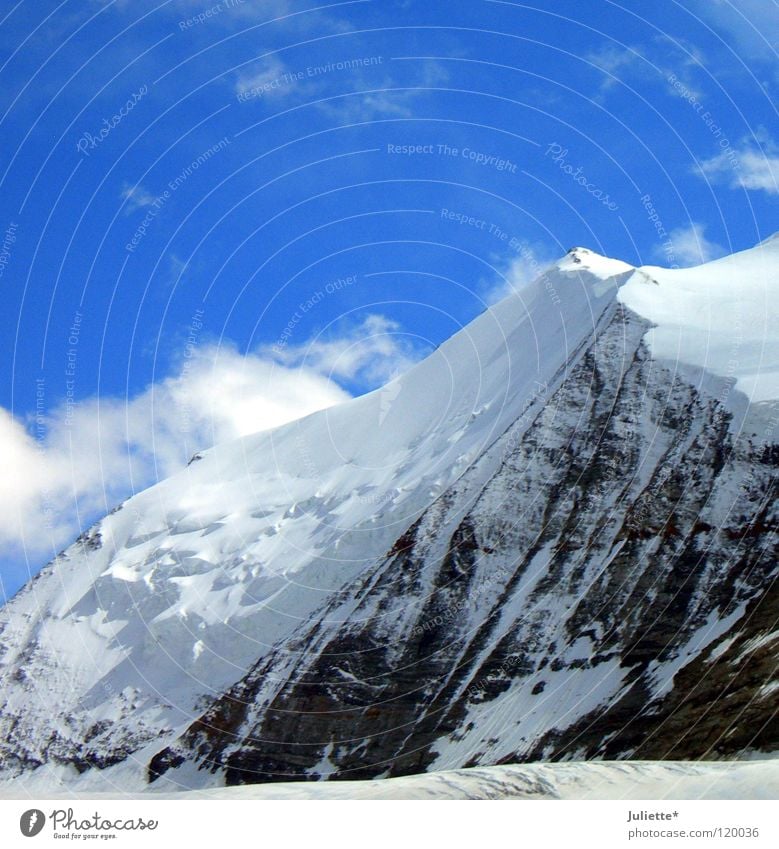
1 242 777 791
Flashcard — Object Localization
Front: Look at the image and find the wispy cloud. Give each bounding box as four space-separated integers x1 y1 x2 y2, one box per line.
485 241 558 304
696 134 779 195
265 313 429 388
234 56 293 99
165 253 190 288
233 54 448 121
120 181 158 212
587 45 649 95
316 86 416 120
587 36 705 100
686 0 779 61
93 0 353 35
316 59 448 122
657 223 725 266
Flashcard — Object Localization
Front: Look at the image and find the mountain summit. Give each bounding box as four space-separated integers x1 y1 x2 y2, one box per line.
1 240 777 791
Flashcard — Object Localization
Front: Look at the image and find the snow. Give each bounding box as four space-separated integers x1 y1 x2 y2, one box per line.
619 236 779 403
734 629 779 664
176 760 779 800
188 759 779 800
2 246 632 753
1 237 776 792
1 761 776 801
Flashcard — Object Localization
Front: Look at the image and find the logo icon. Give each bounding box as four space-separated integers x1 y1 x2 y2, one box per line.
19 809 45 837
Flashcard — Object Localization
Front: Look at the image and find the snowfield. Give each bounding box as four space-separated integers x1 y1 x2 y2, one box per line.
619 234 779 404
2 760 778 801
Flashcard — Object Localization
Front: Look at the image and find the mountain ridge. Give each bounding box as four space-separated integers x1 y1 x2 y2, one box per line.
1 240 776 791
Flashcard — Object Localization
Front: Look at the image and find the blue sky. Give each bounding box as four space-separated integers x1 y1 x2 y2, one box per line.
0 0 777 598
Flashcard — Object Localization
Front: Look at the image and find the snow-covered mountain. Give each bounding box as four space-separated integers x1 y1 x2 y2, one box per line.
1 239 777 792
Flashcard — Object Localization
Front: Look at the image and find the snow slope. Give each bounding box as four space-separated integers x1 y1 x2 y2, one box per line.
3 761 777 801
0 247 631 769
619 235 779 404
154 759 779 800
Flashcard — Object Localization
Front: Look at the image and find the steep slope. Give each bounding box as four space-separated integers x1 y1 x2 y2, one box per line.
0 241 776 792
148 296 777 787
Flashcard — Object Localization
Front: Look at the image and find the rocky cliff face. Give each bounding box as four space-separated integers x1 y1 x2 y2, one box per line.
148 303 778 786
0 245 776 792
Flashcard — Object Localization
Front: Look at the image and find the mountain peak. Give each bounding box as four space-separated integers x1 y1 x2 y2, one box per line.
554 246 634 278
0 239 776 793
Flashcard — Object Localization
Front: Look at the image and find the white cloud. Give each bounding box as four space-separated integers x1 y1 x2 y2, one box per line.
0 343 352 564
587 45 641 90
234 56 291 99
0 411 60 551
687 0 779 60
485 242 558 304
658 223 725 267
234 53 446 120
320 60 448 122
693 127 779 195
221 0 353 32
586 37 705 99
697 136 779 195
266 314 429 388
120 181 158 212
0 315 428 573
318 89 415 121
165 253 189 288
733 150 779 193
